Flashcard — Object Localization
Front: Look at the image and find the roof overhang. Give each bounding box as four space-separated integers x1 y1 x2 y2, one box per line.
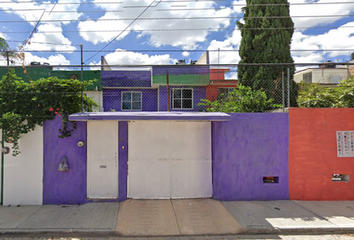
69 112 231 122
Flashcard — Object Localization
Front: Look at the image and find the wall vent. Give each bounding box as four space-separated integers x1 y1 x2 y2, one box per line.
263 176 279 184
332 174 350 182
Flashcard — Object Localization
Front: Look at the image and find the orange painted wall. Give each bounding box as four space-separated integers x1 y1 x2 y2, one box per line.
289 108 354 200
207 69 237 101
206 81 238 101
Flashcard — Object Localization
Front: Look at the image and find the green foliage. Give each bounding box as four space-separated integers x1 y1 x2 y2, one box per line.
0 37 9 54
297 77 354 108
0 69 98 156
237 0 298 106
198 84 281 113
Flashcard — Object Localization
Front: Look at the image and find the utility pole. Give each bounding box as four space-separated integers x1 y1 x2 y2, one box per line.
282 72 285 112
80 44 83 112
166 71 170 112
287 68 290 108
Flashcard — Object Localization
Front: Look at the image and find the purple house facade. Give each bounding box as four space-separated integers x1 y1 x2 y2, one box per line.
39 112 288 204
101 53 210 112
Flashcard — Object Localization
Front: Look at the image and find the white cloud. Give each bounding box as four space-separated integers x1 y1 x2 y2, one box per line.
90 49 177 66
182 51 190 57
0 53 70 68
0 0 82 27
290 0 354 30
0 0 81 51
23 24 77 52
292 21 354 63
207 29 242 65
79 0 239 49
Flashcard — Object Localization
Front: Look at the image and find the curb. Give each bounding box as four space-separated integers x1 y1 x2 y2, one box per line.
2 228 354 238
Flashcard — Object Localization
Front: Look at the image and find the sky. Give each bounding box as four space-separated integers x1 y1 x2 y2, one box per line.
1 0 354 78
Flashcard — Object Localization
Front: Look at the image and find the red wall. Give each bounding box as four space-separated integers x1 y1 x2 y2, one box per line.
207 69 237 101
289 108 354 200
206 82 238 101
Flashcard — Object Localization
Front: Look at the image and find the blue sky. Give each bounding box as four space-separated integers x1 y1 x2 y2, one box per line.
1 0 354 77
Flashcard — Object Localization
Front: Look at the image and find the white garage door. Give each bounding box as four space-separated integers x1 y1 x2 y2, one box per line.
128 121 212 199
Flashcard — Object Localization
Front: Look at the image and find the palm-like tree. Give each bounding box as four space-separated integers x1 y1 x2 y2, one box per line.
0 37 10 54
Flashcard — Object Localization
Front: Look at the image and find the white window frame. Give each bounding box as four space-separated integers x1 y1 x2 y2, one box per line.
171 88 194 110
121 91 142 111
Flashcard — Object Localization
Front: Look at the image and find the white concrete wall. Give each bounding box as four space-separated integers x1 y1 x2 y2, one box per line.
295 68 350 84
1 126 43 205
85 91 103 112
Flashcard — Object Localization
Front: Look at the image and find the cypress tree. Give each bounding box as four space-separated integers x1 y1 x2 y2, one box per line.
237 0 298 106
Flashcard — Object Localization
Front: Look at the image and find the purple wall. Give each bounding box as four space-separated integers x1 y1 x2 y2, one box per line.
153 65 209 76
103 88 158 112
43 117 88 204
212 113 289 201
43 117 129 204
118 121 128 202
102 71 151 88
158 86 206 112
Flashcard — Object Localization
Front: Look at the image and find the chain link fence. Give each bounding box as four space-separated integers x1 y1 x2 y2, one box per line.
1 62 353 114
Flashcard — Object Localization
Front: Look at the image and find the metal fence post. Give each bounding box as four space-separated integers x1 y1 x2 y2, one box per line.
282 71 285 112
287 67 290 108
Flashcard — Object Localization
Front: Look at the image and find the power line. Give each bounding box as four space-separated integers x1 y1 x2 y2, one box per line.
7 49 354 53
1 63 354 68
2 1 354 12
7 40 80 46
3 14 354 23
0 1 123 4
84 0 163 64
4 24 354 35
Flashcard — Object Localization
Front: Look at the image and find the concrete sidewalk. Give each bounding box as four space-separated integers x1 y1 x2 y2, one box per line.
1 200 354 237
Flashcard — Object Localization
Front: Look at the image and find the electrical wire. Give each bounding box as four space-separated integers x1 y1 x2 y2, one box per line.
2 0 353 5
2 1 354 12
3 14 354 23
84 0 163 63
1 62 354 68
8 49 354 53
4 24 354 34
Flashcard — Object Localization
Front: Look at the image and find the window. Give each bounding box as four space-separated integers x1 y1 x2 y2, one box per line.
172 88 193 109
218 87 235 99
121 91 142 111
303 72 312 83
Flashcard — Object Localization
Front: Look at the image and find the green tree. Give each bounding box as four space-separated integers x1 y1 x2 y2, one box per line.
0 37 10 56
297 77 354 108
237 0 298 106
198 84 281 113
0 37 9 53
0 69 98 156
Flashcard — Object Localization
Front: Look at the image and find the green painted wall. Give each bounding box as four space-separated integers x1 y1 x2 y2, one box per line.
0 67 101 91
153 74 209 85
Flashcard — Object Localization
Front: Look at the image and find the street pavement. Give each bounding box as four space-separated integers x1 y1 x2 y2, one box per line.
1 199 354 237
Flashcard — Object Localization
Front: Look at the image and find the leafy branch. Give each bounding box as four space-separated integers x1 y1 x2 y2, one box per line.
297 77 354 108
0 69 98 156
198 84 281 113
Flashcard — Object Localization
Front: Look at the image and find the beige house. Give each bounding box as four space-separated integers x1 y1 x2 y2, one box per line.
294 66 351 85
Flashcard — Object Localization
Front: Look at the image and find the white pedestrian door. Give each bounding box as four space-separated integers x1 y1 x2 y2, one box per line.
128 121 212 199
87 121 118 198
